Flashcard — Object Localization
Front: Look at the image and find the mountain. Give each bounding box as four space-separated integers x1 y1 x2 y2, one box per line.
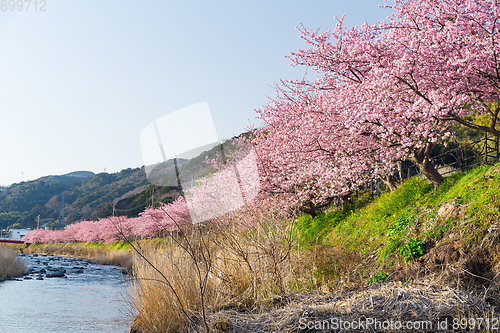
0 134 248 231
0 168 181 230
38 171 96 185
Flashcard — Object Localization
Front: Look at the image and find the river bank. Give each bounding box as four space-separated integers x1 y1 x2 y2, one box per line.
13 236 500 333
11 164 500 332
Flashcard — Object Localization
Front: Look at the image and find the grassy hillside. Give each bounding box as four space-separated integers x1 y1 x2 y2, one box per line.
295 162 500 295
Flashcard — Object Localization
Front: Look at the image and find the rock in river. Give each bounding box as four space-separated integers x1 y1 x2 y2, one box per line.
46 271 65 278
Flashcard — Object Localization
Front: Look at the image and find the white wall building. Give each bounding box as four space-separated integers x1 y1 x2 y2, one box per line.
11 229 30 241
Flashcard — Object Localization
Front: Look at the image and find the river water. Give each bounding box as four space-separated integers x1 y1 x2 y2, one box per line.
0 253 132 333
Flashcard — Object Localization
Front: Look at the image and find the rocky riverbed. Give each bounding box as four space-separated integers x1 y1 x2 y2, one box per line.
5 252 129 281
0 253 132 333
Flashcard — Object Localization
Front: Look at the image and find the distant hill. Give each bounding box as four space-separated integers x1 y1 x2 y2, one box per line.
0 168 181 230
0 134 247 230
39 171 96 185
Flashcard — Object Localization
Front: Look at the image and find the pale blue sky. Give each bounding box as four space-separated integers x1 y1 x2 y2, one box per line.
0 0 392 186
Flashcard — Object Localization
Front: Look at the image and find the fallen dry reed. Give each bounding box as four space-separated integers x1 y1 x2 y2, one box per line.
210 281 497 332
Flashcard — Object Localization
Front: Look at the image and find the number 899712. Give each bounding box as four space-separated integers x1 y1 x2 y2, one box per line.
1 0 46 12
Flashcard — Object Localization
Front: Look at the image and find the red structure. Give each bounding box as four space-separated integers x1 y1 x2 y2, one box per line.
0 239 25 244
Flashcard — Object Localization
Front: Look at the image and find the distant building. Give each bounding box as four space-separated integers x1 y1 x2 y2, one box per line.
11 229 30 241
0 229 8 239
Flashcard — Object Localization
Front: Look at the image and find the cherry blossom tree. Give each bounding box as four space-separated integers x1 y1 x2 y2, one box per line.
381 0 500 138
24 197 192 243
283 7 460 188
253 85 394 215
283 0 500 192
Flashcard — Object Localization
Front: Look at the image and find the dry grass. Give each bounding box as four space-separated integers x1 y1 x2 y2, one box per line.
126 219 500 333
128 245 216 333
130 252 500 333
126 216 303 333
209 281 498 332
92 250 134 271
0 244 27 281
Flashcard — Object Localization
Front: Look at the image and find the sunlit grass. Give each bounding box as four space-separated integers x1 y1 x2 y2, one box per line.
294 162 500 281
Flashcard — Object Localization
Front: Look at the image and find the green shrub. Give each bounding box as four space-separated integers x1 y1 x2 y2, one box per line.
368 271 390 284
387 214 415 237
400 238 426 262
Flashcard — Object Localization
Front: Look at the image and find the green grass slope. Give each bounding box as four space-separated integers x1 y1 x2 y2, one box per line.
295 163 500 293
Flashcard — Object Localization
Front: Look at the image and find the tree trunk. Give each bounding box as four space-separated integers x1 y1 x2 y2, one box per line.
408 142 442 188
341 193 352 207
380 173 397 192
301 201 315 219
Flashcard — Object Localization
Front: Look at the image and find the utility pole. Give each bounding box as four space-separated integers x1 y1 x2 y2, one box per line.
37 215 40 229
152 186 154 207
59 192 65 229
173 157 184 196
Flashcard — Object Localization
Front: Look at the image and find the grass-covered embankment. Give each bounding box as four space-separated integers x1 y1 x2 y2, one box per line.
194 163 500 332
295 163 500 294
0 244 27 281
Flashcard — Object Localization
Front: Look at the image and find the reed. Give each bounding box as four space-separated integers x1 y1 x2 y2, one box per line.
0 245 27 281
126 215 302 333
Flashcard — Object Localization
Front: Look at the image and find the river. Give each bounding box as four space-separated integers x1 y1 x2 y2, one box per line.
0 253 132 333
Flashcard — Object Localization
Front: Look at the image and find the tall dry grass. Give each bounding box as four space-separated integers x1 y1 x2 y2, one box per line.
127 208 306 333
91 250 133 271
0 245 27 281
128 244 215 332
